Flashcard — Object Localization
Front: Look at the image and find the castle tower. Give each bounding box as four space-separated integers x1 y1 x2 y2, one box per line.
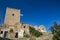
4 7 20 25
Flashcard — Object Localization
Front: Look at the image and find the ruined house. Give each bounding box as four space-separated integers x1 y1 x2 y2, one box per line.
0 7 53 40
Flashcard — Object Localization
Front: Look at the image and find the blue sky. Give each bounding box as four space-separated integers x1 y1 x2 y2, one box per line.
0 0 60 32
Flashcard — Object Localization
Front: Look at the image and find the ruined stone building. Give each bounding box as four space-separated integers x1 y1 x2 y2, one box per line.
0 7 24 39
0 7 51 39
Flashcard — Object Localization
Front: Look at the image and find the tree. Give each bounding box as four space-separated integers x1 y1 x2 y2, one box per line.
29 26 42 37
50 22 60 40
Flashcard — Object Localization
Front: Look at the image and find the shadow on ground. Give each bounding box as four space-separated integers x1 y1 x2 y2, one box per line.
0 37 11 40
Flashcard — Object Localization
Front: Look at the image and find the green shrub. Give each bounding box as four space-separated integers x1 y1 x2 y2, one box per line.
10 29 13 33
24 34 30 38
24 31 30 38
29 26 42 37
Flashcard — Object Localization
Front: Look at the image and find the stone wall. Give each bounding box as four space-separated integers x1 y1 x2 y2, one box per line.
4 7 20 25
36 33 53 40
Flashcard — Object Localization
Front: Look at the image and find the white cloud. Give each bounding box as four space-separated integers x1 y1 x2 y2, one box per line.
20 14 23 16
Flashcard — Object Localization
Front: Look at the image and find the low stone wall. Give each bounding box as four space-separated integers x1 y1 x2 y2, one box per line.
36 33 53 40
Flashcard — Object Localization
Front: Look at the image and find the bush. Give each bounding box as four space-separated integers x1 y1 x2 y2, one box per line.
10 29 13 33
24 31 30 38
24 33 30 38
29 26 42 37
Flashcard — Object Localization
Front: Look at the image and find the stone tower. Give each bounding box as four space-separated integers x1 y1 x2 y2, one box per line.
4 7 20 25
